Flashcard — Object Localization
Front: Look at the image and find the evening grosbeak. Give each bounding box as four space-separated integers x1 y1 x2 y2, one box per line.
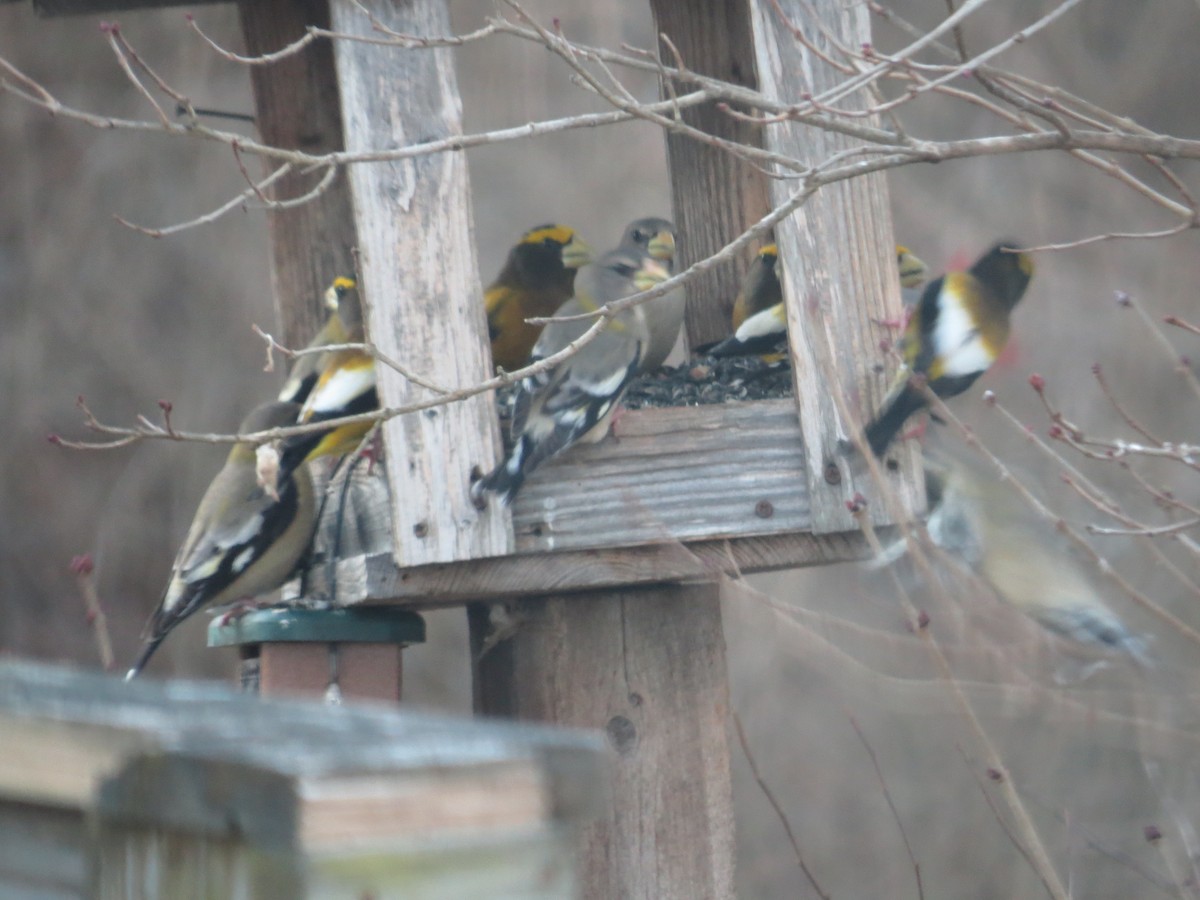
863 242 1033 457
919 456 1150 668
485 224 592 372
707 244 927 359
614 217 685 373
275 276 377 483
472 224 675 506
126 401 318 679
277 276 360 406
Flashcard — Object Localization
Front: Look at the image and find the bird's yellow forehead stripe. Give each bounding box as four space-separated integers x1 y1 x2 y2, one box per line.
522 224 575 246
895 245 909 257
332 276 356 291
760 244 778 258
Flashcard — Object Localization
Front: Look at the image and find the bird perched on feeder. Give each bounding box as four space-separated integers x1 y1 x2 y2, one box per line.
484 224 592 372
896 244 929 306
277 276 360 406
706 243 783 360
705 244 928 360
472 221 677 506
275 276 378 484
126 401 318 679
892 455 1151 670
862 241 1033 457
615 217 685 373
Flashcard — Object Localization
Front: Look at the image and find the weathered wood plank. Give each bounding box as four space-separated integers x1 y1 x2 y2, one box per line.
472 583 735 900
0 660 604 821
647 0 773 349
238 0 358 350
340 527 874 606
329 0 511 564
308 828 579 899
750 0 923 532
304 400 886 605
513 400 808 550
0 802 87 899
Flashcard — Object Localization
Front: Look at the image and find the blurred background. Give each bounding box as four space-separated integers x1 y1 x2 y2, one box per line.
3 0 1200 896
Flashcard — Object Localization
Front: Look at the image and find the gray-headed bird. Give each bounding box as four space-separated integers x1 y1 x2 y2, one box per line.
472 222 676 506
917 457 1150 668
614 217 685 373
126 401 318 679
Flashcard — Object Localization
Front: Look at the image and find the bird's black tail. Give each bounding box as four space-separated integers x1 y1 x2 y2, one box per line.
125 632 166 681
863 386 927 457
472 440 529 508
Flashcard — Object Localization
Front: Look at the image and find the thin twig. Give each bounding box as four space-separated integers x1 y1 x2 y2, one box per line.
849 715 925 900
732 712 829 899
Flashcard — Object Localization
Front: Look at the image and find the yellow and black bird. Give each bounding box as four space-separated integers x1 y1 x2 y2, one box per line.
706 244 928 359
472 227 675 506
276 276 377 483
896 244 929 306
614 217 685 373
485 224 592 372
707 244 783 359
126 401 318 679
278 276 360 406
863 242 1033 457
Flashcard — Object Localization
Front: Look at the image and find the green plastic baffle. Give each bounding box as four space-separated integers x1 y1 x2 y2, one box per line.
209 607 426 704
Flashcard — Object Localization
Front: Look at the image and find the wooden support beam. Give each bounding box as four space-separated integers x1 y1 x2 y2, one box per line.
472 583 735 900
648 0 773 350
338 526 874 607
238 0 358 349
329 0 511 565
750 0 923 531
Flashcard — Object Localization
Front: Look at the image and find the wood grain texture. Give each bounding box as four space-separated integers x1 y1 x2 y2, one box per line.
0 802 86 899
472 583 735 900
238 0 358 350
749 0 924 532
648 0 773 350
510 401 809 551
341 513 876 606
329 0 511 565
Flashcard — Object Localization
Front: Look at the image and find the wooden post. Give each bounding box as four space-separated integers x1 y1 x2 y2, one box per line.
648 0 773 350
329 0 511 567
238 0 357 347
472 583 735 900
750 0 923 530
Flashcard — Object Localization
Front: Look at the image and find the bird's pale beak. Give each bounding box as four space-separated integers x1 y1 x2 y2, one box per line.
648 230 676 262
561 235 593 270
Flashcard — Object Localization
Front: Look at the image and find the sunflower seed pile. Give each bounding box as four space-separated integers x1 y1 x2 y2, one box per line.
492 354 793 448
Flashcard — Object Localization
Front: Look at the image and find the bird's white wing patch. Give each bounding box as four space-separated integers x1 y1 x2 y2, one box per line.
734 304 787 342
933 292 992 377
304 365 373 418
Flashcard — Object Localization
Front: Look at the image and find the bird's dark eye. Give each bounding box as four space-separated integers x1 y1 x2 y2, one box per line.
542 237 557 249
632 229 647 244
613 263 636 278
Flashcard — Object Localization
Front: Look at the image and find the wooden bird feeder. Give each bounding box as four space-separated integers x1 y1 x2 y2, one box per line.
19 0 924 895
